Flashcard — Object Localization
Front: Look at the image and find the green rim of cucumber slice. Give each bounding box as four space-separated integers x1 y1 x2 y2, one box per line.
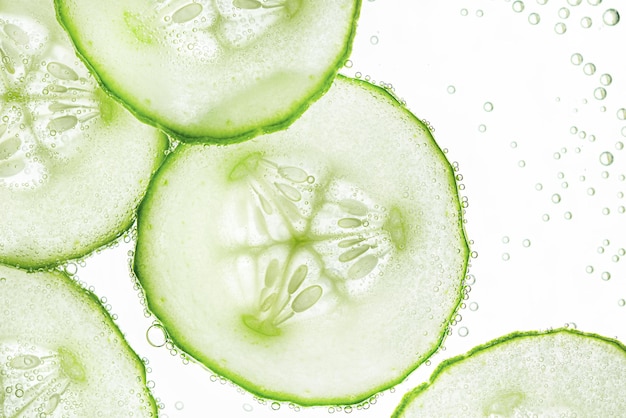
55 0 361 143
134 75 469 405
393 328 626 417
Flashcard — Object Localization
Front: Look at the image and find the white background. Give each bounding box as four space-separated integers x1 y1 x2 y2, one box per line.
75 0 626 416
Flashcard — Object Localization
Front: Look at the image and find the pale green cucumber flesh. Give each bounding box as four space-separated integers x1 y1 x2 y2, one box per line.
393 329 626 418
134 76 469 405
0 263 157 416
54 0 361 142
0 0 168 269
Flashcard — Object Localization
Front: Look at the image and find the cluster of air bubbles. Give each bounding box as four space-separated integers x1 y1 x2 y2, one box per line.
460 9 484 17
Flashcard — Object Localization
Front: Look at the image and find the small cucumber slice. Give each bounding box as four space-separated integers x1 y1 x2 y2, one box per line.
134 76 469 405
0 0 167 268
0 263 156 416
55 0 361 142
393 329 626 417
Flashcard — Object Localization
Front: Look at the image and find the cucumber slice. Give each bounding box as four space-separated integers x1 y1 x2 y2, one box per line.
0 263 156 416
0 0 167 269
54 0 361 142
134 76 469 405
393 329 626 417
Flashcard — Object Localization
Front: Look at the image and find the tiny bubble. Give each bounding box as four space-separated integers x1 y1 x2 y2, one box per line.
369 35 379 45
483 102 494 112
535 183 543 191
510 141 518 148
518 160 526 167
551 194 561 203
175 402 184 410
528 13 541 24
599 151 614 166
594 87 607 100
458 327 469 337
580 16 593 28
512 1 525 12
567 0 582 5
587 187 596 196
583 63 596 75
447 85 456 94
586 265 594 273
542 213 550 222
601 271 611 281
344 60 353 68
559 7 571 19
619 299 626 307
502 236 510 244
600 73 612 86
243 403 253 412
460 8 469 16
502 253 511 261
522 239 531 247
617 108 626 120
469 302 479 311
478 124 487 132
555 22 567 34
615 141 623 150
570 125 579 134
476 9 484 17
603 9 620 26
564 211 573 220
537 0 548 4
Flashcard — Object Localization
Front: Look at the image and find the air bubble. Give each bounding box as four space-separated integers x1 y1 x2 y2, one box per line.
616 142 624 150
478 124 487 133
370 36 379 45
555 22 567 34
586 265 594 273
510 141 518 148
469 302 479 311
447 85 456 94
594 87 607 100
460 8 469 16
512 1 525 13
146 324 168 347
458 327 469 337
528 13 541 24
603 9 620 26
522 239 531 247
587 187 596 196
570 125 579 134
580 17 592 28
600 74 612 86
564 211 573 220
537 0 548 4
617 108 626 120
502 253 510 261
542 214 550 222
601 272 611 281
518 160 526 168
559 7 571 19
502 236 510 244
587 0 602 4
567 0 582 5
175 401 184 410
243 403 253 412
619 299 626 307
535 183 543 191
599 151 614 166
483 102 494 112
551 194 561 203
271 402 281 410
476 10 484 17
583 63 596 75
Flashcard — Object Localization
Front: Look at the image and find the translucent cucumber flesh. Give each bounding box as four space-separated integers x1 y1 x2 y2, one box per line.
393 329 626 418
0 0 167 268
0 263 156 417
55 0 361 141
135 76 469 404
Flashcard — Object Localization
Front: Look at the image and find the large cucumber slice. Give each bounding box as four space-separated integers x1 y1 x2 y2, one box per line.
0 263 156 416
0 0 167 269
134 76 469 405
393 329 626 417
54 0 361 142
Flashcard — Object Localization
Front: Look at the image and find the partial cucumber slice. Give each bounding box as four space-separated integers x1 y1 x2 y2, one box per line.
393 329 626 417
0 0 167 268
0 263 156 416
134 76 469 405
55 0 360 142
